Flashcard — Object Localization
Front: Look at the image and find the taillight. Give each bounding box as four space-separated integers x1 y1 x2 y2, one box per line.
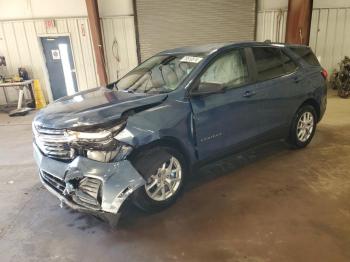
321 68 328 79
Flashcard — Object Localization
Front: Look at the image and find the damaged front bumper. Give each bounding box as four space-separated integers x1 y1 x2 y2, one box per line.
33 143 145 226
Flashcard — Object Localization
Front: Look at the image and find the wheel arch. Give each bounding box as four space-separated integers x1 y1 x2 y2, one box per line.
299 98 320 122
128 136 193 168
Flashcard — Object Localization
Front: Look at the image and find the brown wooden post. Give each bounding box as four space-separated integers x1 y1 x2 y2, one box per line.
285 0 313 45
85 0 108 86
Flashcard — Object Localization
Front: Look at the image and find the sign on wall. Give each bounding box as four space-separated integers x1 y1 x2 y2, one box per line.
51 49 61 60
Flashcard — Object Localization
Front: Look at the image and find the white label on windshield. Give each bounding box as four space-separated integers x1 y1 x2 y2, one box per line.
180 56 203 63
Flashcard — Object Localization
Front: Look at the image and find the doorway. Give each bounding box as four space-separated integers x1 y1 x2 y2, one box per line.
41 36 78 100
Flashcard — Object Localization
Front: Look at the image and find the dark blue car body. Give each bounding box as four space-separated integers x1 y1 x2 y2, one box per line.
114 42 326 166
33 42 327 222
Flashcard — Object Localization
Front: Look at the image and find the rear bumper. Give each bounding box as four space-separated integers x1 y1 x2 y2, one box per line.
33 143 145 224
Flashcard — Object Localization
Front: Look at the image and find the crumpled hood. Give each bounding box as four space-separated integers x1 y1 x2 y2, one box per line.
34 87 167 129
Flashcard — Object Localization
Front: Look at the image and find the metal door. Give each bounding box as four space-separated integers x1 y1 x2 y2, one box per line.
41 36 78 100
135 0 256 61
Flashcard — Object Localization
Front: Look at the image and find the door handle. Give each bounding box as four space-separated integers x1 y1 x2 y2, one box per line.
243 90 256 98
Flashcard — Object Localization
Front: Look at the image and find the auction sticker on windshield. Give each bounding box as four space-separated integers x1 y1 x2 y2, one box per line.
180 56 203 63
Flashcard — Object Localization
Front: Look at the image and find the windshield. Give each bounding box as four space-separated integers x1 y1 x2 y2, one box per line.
113 54 205 94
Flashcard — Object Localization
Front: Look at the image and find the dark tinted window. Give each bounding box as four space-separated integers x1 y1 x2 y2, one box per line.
289 47 320 66
280 51 298 74
252 47 285 81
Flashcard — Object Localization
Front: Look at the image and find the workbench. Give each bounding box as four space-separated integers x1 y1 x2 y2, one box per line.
0 80 35 116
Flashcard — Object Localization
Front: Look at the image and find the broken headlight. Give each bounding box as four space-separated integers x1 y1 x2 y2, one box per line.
66 122 133 162
86 144 133 162
86 150 118 162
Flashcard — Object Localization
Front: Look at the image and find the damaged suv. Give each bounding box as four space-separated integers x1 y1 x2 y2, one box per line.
33 42 327 225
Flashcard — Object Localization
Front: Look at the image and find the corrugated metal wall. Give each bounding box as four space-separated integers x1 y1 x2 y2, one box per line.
135 0 256 61
0 16 138 105
101 16 138 83
256 9 288 42
257 7 350 73
309 8 350 72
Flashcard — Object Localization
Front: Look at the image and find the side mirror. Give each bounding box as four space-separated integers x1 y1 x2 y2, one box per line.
190 82 224 97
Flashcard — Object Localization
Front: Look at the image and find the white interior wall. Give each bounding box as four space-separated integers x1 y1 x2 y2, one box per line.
0 0 133 20
256 0 288 42
309 8 350 73
256 9 288 43
0 0 137 105
256 0 350 73
314 0 350 9
257 0 288 11
0 18 99 104
101 17 138 83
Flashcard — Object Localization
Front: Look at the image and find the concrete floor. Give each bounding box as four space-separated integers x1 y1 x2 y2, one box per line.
0 90 349 262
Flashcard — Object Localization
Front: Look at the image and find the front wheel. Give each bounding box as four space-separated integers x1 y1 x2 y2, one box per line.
288 105 317 149
131 147 186 212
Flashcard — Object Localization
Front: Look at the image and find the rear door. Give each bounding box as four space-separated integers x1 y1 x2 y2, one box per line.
190 48 264 160
250 46 299 135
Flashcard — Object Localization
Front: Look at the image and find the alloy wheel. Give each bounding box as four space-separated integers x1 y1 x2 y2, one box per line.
296 111 314 142
145 156 182 201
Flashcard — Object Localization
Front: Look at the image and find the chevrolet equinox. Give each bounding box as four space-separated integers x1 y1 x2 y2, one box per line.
33 42 327 225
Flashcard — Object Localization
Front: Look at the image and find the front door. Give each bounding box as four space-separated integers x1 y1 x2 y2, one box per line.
190 48 264 160
41 36 78 100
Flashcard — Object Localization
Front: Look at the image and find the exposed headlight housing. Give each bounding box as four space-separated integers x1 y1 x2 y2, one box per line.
66 122 133 162
86 150 118 162
67 122 125 142
86 144 133 162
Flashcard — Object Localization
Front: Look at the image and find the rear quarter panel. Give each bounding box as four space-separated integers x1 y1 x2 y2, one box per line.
284 47 327 121
294 65 326 120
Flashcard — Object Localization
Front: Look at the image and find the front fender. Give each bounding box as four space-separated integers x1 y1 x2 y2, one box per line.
115 100 197 165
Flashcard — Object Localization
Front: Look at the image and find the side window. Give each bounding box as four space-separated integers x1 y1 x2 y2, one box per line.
290 47 320 66
252 47 285 81
280 51 298 74
199 49 249 90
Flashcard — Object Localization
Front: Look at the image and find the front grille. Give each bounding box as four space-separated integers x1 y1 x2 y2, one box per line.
79 177 101 199
75 177 102 207
33 124 74 160
40 170 101 209
41 171 66 194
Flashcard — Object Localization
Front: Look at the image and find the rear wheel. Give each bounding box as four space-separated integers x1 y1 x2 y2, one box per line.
131 147 186 212
288 105 317 148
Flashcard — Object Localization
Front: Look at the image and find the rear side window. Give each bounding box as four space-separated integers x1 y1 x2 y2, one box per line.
289 47 320 66
280 51 298 74
252 47 285 81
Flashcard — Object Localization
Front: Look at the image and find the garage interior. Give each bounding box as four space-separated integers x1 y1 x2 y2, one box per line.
0 0 350 261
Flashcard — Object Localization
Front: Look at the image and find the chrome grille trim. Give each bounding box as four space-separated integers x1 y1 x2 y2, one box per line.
79 177 101 199
33 124 74 160
41 171 66 194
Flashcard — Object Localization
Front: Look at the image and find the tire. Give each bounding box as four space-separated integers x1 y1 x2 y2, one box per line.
288 105 317 149
131 146 187 212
